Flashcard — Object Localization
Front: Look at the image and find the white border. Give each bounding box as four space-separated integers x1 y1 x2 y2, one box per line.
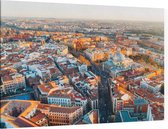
2 0 167 8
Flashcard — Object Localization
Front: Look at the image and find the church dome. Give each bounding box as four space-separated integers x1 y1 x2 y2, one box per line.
113 51 125 63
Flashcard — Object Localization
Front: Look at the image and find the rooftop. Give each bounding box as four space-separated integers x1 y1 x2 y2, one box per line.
119 110 138 122
30 113 46 123
49 106 81 114
13 116 39 127
48 88 86 101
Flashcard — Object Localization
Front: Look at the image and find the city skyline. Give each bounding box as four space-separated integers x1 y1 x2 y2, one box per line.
2 0 164 22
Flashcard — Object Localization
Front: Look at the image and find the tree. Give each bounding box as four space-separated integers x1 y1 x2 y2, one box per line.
0 122 6 128
160 83 164 95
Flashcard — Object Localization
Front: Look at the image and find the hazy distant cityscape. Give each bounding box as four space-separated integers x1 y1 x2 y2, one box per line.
0 1 164 128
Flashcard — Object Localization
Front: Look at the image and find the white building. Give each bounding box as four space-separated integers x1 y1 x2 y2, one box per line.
47 88 88 110
140 78 162 93
1 73 26 94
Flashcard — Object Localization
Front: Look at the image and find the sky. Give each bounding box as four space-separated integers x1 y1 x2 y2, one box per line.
1 0 164 22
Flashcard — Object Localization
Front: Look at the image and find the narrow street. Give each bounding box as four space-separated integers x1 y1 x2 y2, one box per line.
70 49 113 123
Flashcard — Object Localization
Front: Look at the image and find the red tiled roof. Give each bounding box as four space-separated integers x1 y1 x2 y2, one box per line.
14 116 39 127
49 106 81 113
37 103 50 110
48 88 86 101
30 113 46 123
2 75 13 82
